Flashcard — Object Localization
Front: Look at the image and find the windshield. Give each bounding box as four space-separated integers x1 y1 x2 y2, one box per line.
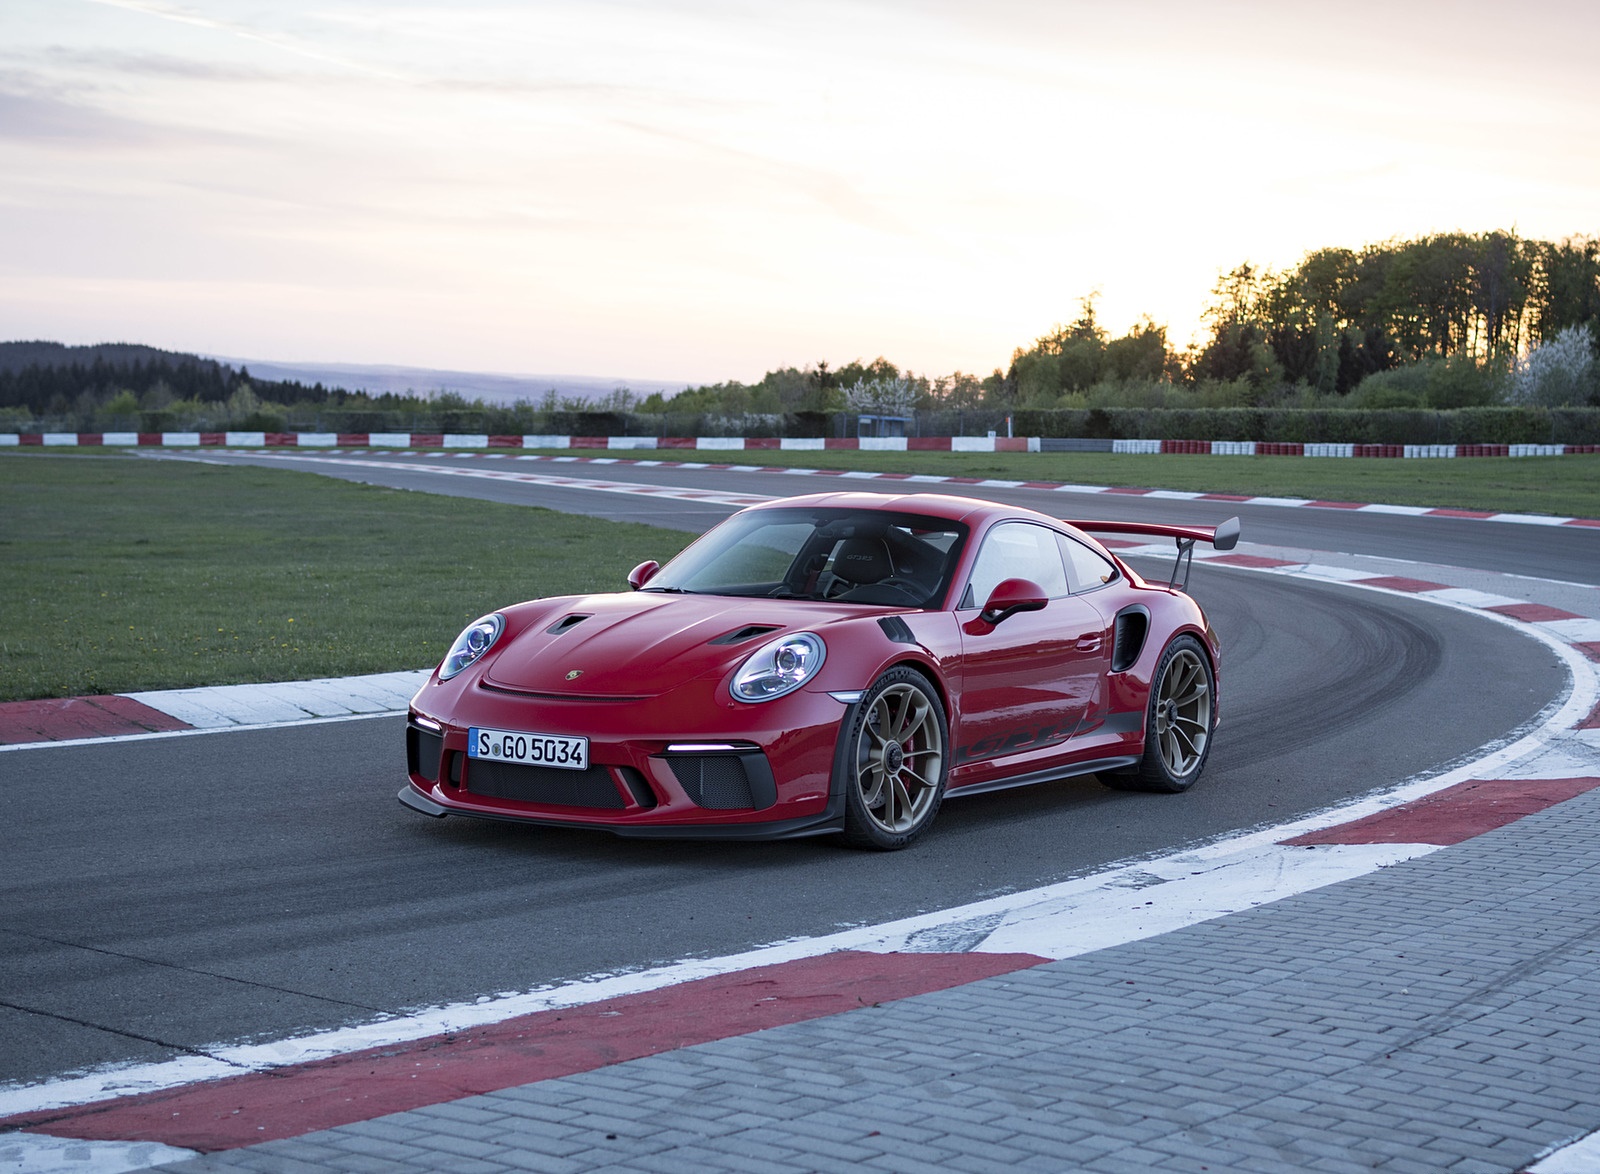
643 507 969 608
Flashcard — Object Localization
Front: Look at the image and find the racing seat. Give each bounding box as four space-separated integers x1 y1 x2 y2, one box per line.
822 536 894 596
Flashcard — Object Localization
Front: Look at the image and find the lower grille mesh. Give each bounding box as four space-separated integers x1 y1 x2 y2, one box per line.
666 754 776 810
466 759 625 808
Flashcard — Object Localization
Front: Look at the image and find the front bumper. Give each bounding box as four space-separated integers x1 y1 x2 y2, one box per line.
397 781 846 840
400 676 859 840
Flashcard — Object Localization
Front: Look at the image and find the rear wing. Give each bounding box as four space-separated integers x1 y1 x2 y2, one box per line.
1063 517 1241 592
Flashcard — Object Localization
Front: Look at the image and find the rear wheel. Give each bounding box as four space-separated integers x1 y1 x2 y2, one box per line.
839 668 948 850
1103 635 1214 794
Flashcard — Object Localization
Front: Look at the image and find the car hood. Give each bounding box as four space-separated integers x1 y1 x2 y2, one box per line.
480 591 882 697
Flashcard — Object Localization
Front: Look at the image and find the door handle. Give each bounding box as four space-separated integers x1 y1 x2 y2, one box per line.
1077 635 1102 653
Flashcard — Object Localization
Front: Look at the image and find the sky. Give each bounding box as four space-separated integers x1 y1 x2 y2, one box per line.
2 0 1597 386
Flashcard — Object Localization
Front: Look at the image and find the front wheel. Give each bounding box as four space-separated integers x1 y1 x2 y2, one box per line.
839 668 948 850
1103 635 1215 794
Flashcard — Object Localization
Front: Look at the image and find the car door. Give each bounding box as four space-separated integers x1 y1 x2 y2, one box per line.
953 521 1113 773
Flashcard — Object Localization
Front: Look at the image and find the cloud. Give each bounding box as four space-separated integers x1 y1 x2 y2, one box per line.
609 117 910 239
0 81 261 152
80 0 404 80
0 89 155 145
40 46 285 83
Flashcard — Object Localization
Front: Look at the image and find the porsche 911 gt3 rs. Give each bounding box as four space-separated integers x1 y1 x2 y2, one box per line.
401 491 1238 850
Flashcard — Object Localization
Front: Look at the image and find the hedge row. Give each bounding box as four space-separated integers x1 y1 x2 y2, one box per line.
999 407 1600 445
279 407 1600 444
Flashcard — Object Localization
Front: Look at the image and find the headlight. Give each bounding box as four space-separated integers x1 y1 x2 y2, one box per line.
731 632 826 702
440 613 504 680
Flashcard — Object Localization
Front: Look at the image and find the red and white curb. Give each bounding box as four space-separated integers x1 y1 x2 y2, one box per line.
0 671 428 751
203 452 776 509
180 447 1600 530
2 552 1598 1170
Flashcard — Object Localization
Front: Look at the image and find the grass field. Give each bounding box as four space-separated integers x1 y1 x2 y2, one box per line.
2 448 1595 701
0 454 694 701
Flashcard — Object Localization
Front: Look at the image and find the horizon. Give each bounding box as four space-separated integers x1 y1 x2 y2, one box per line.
3 1 1597 384
0 339 695 401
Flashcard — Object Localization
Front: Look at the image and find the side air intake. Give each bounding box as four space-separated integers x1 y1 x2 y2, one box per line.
1111 607 1149 673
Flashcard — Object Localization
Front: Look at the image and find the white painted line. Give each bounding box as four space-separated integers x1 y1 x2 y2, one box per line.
1529 1129 1600 1172
1359 503 1434 516
926 843 1442 959
227 454 776 509
1421 588 1526 608
1489 513 1574 526
1542 618 1600 641
0 1134 196 1173
126 671 429 728
1289 565 1374 582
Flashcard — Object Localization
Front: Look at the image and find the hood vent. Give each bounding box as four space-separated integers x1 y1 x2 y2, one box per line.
709 624 781 646
545 613 591 635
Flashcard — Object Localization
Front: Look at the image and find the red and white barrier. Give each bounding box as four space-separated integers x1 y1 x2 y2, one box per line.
2 433 1596 457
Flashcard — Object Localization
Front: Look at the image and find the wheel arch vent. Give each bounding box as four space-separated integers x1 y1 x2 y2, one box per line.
877 616 915 644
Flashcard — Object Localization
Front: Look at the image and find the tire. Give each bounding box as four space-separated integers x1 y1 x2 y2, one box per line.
838 668 949 850
1103 635 1215 794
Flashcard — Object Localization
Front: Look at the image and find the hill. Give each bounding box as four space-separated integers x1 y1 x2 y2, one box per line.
0 340 222 376
204 357 692 406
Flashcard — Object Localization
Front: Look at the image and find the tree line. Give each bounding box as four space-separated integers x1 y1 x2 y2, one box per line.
1183 231 1600 401
0 344 604 433
3 229 1596 434
646 231 1599 421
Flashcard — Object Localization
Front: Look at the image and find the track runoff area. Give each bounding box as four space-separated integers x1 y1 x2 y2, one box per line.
2 452 1598 1172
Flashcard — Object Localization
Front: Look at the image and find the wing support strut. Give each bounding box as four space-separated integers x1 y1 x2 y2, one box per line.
1060 516 1241 595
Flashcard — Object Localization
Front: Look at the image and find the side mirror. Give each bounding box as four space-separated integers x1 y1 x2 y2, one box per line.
979 577 1048 626
627 560 660 591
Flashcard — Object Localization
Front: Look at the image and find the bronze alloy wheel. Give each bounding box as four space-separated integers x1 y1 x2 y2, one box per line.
1103 634 1216 794
841 669 947 849
1153 645 1211 776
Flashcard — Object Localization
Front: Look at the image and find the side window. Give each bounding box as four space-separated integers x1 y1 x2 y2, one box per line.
963 522 1070 608
1059 535 1120 593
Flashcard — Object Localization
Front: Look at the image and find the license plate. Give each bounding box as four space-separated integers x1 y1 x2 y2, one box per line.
468 727 589 771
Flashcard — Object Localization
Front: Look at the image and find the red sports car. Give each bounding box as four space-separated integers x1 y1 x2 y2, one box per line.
401 491 1238 849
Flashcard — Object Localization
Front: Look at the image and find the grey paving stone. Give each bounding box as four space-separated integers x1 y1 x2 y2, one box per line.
317 1134 440 1164
486 1151 588 1170
147 784 1600 1174
412 1101 514 1128
476 1125 595 1159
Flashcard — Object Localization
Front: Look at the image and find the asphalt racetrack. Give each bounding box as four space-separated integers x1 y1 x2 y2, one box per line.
0 451 1590 1090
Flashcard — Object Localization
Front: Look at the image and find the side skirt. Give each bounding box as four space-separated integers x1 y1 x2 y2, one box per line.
944 755 1142 799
